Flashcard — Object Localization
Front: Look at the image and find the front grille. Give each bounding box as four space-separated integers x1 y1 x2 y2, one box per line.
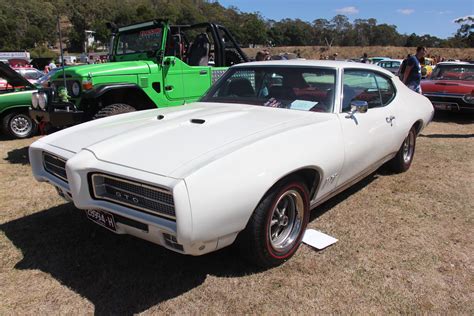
43 152 68 183
90 173 176 220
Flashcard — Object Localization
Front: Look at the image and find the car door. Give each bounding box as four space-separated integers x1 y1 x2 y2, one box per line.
162 56 186 101
336 69 399 187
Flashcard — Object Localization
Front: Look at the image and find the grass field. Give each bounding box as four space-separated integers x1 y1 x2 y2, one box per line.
0 112 473 314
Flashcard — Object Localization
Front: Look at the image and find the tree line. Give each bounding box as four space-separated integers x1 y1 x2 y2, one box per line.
0 0 472 54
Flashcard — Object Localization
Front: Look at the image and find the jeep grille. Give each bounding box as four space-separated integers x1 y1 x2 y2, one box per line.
90 173 175 220
43 152 68 183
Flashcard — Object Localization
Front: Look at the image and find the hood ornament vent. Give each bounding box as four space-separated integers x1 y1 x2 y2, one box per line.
190 118 205 124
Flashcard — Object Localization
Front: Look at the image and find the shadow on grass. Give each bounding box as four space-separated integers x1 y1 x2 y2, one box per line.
4 146 29 164
1 172 380 314
420 133 474 139
0 203 264 315
309 173 378 222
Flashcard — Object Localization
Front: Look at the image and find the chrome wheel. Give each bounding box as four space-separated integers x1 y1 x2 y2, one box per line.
402 130 415 164
10 114 33 138
268 189 305 252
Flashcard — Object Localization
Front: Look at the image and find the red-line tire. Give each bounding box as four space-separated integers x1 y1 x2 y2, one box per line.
237 177 310 268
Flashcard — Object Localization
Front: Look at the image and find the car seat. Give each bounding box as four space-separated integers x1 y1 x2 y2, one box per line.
187 33 210 66
226 77 255 97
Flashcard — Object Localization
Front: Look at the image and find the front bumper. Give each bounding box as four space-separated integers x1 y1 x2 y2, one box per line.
423 93 474 112
29 108 85 126
29 141 222 256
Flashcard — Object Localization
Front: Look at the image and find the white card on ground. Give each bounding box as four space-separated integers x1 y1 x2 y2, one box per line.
302 229 338 250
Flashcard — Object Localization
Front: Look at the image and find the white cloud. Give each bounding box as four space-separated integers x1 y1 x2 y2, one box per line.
335 6 359 15
452 14 474 23
397 9 415 15
438 10 452 15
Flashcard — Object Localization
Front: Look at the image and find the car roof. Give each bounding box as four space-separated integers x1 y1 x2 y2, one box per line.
233 60 396 77
377 59 402 63
436 61 471 66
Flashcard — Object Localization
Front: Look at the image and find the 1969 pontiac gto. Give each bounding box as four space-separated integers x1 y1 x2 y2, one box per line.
29 60 434 267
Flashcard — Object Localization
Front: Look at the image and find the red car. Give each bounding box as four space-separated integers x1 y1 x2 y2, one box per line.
421 62 474 112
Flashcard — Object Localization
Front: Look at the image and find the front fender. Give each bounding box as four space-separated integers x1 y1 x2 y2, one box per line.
183 117 344 243
81 83 141 100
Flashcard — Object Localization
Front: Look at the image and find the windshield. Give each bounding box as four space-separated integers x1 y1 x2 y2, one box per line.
116 27 163 55
431 65 474 81
17 69 44 80
202 66 337 113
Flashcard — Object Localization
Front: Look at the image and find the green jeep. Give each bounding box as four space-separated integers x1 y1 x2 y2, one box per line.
0 62 38 138
30 19 248 127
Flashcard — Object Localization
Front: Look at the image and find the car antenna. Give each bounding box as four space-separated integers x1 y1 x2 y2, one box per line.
57 16 68 101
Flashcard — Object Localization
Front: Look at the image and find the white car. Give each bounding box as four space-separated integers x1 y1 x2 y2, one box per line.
29 60 434 267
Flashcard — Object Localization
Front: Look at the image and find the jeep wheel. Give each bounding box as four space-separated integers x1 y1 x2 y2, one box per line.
93 103 136 120
2 111 38 139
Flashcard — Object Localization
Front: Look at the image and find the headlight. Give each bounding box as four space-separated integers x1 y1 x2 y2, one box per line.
38 92 48 110
463 93 474 104
72 81 80 97
31 92 39 109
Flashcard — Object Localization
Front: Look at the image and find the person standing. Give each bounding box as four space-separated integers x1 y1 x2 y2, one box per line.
402 46 426 93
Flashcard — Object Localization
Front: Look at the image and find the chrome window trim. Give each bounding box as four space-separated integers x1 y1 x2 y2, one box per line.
91 173 176 221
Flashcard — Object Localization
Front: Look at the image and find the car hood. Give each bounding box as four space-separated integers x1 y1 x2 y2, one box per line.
0 62 36 89
50 61 151 79
421 79 474 94
43 102 326 178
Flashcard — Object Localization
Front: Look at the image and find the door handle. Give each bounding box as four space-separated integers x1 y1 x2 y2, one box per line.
165 85 173 91
386 115 395 126
199 70 207 75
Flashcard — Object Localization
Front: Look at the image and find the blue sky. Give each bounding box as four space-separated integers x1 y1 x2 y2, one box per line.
218 0 474 39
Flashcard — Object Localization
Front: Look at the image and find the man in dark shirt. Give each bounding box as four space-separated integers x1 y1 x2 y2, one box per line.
403 46 427 93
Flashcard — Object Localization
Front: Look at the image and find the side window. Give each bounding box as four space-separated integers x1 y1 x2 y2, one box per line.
374 74 396 106
342 70 382 112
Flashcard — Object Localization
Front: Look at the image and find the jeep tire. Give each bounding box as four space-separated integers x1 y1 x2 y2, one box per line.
93 103 136 120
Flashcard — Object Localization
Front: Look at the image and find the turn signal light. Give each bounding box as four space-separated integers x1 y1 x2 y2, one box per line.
82 81 93 90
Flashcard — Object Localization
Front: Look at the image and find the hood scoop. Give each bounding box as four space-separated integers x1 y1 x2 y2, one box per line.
190 118 205 124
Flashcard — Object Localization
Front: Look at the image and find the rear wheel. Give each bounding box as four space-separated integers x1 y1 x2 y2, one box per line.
2 111 37 139
237 177 310 268
93 103 136 120
387 126 416 173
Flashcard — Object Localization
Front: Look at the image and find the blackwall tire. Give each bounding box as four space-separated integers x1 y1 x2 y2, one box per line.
388 126 417 173
2 112 37 139
237 177 310 268
93 103 136 120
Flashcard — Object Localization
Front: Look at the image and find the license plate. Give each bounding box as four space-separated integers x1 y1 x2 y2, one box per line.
86 209 116 231
433 103 455 110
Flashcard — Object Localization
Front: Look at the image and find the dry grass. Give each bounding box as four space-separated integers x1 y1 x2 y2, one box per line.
1 112 473 314
243 46 474 60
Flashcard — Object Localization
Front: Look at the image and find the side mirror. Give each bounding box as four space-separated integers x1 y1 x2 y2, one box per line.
350 100 368 113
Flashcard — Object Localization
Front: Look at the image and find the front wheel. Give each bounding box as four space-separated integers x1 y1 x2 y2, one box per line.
387 126 417 173
2 111 37 139
237 178 310 268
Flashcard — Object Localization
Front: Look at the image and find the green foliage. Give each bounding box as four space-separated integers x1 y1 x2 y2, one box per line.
0 0 471 52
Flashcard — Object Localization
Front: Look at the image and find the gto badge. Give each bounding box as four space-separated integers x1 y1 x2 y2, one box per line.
115 191 139 204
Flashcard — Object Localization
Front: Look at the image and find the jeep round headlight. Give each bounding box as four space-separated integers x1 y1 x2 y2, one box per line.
38 92 48 110
72 81 80 97
462 93 474 104
31 92 39 109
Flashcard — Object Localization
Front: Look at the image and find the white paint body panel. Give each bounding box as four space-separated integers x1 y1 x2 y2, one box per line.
29 60 434 256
